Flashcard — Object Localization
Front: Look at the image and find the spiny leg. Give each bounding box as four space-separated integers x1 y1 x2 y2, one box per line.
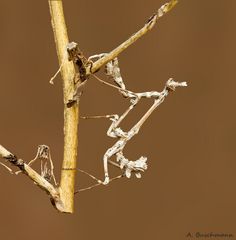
102 139 127 185
103 154 110 185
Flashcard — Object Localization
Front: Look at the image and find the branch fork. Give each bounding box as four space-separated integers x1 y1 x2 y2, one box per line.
0 0 181 213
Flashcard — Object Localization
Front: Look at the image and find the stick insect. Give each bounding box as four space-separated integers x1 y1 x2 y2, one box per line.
87 54 187 184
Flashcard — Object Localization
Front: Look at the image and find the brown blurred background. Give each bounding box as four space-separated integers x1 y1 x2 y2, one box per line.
0 0 235 239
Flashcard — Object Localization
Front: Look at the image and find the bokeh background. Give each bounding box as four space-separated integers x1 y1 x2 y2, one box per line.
0 0 235 239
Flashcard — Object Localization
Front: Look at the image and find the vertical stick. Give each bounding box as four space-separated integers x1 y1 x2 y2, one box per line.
48 0 79 213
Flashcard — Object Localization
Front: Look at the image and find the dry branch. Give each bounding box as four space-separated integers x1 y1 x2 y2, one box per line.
87 0 178 74
0 145 64 211
48 0 79 213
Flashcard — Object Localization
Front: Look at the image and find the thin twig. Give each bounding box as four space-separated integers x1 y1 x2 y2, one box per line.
87 0 178 74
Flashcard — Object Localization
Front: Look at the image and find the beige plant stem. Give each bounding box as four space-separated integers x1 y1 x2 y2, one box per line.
48 0 79 213
87 0 178 74
0 145 64 212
